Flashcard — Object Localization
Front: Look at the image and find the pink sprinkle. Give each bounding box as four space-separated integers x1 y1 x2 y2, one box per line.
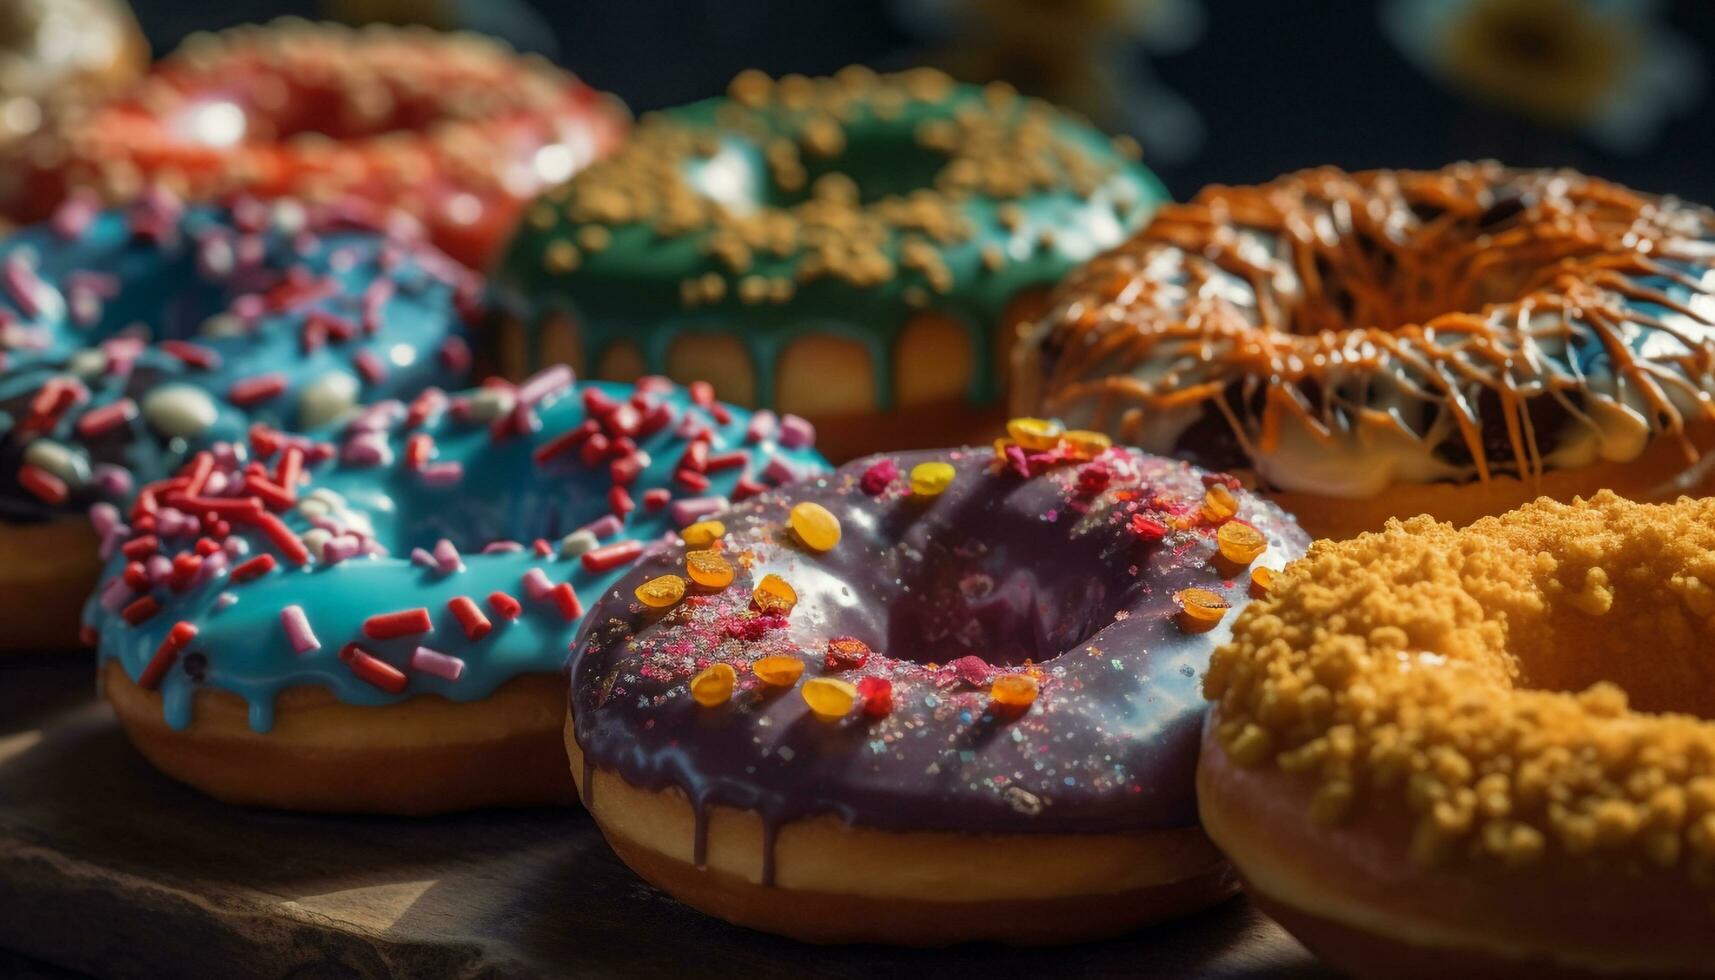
420 461 463 486
94 464 133 498
321 535 361 564
521 568 553 600
763 455 798 484
410 547 436 567
433 538 462 574
98 577 132 613
580 514 623 540
89 502 120 537
4 255 46 318
483 540 524 554
778 414 815 449
50 190 99 239
281 605 319 655
636 375 674 394
669 496 728 527
518 364 574 406
341 431 391 467
409 646 465 681
745 410 777 444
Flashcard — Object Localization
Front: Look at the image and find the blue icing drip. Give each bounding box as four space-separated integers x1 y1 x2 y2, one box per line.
0 197 472 523
86 378 829 732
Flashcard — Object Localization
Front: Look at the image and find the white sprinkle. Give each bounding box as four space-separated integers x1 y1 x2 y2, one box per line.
142 385 218 439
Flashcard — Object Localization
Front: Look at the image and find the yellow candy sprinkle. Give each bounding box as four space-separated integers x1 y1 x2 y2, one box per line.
1175 587 1230 632
789 501 841 552
690 663 737 706
1062 429 1112 459
635 574 687 609
752 573 798 616
752 655 805 686
802 677 858 720
682 520 726 548
686 549 734 589
990 673 1039 709
1006 417 1063 451
1250 566 1279 597
1216 522 1268 565
992 437 1014 460
1201 484 1238 523
909 461 956 497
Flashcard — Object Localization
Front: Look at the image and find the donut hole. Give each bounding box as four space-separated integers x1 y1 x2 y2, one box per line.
869 492 1136 668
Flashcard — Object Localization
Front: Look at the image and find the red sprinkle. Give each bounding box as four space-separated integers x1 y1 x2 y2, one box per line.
158 340 220 370
138 621 198 690
547 582 583 620
363 607 433 640
19 464 67 504
122 561 151 590
705 450 748 473
339 642 407 694
675 470 711 493
74 398 137 438
121 595 161 626
275 446 304 491
581 540 643 573
608 485 634 518
229 373 288 407
857 676 894 717
121 535 160 560
241 476 295 512
448 596 492 640
610 453 643 486
230 554 277 583
404 433 433 471
487 591 522 620
532 421 599 465
254 513 310 565
643 488 671 511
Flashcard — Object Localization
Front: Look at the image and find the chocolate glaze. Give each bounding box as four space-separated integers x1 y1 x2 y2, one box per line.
570 446 1308 879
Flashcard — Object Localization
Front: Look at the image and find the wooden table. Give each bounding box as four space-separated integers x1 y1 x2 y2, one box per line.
0 653 1329 978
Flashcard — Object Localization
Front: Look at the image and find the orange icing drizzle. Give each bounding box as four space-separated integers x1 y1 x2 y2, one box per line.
1030 162 1715 489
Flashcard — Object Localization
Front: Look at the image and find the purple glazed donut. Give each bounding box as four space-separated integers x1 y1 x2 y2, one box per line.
566 422 1310 944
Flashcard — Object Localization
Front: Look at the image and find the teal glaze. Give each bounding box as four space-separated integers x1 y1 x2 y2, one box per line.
85 378 829 732
0 195 473 522
494 71 1168 410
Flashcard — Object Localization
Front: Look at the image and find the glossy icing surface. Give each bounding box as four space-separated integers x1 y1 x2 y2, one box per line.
496 67 1166 408
85 374 829 733
570 438 1308 862
1023 162 1715 498
0 192 474 524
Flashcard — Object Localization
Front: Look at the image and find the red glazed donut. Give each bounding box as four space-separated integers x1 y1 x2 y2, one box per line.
0 19 628 268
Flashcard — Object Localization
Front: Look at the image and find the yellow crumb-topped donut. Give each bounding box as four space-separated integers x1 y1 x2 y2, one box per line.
1199 491 1715 978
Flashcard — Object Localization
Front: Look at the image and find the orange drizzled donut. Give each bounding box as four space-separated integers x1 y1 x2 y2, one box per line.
0 19 628 268
1199 492 1715 977
1015 162 1715 537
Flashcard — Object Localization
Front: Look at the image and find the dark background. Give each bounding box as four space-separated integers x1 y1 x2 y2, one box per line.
126 0 1715 202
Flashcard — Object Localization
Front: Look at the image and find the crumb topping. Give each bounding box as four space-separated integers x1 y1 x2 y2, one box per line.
1207 490 1715 876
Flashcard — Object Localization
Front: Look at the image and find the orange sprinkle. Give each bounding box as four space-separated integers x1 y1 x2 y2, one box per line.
802 677 858 720
635 574 687 609
1006 417 1063 451
752 573 798 615
752 654 805 686
1202 484 1238 523
686 549 735 589
990 672 1040 709
1250 566 1279 597
682 520 726 548
690 663 737 706
1217 522 1268 565
1061 430 1112 459
1175 587 1230 632
909 461 955 496
789 501 841 552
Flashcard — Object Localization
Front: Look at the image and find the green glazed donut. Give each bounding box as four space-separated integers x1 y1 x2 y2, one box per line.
492 66 1166 459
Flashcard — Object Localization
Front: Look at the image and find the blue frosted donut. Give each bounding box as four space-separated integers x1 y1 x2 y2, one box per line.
0 190 476 649
86 370 829 814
